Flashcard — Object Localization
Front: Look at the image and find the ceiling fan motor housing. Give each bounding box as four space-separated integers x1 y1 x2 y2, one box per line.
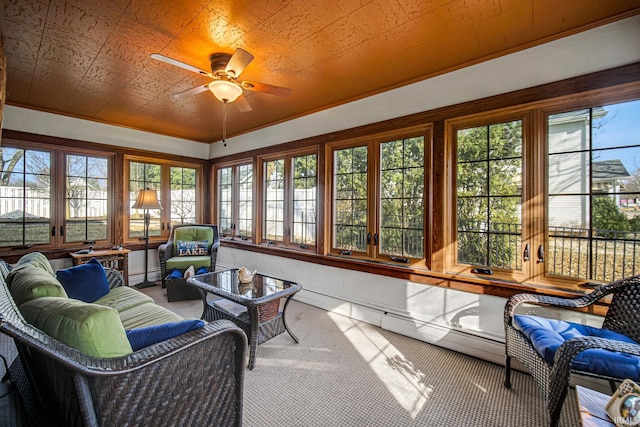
210 52 233 76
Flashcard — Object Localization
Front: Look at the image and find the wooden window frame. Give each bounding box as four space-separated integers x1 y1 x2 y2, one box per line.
0 139 116 252
124 155 203 244
326 126 432 268
213 158 255 242
257 147 319 251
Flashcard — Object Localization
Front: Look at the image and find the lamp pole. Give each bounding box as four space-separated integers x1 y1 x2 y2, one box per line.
133 188 162 289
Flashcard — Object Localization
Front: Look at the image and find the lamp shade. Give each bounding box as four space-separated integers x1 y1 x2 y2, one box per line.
132 189 162 210
209 80 243 102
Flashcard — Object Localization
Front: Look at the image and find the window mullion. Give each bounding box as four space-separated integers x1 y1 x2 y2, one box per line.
369 141 379 259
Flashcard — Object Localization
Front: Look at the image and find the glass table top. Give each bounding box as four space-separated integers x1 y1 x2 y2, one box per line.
187 269 300 301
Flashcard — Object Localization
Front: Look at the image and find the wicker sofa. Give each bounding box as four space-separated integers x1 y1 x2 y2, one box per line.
0 254 247 426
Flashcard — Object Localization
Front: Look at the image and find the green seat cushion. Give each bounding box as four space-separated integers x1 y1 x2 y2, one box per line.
173 227 214 253
93 287 155 313
19 297 133 358
119 303 184 330
165 256 211 271
8 268 68 306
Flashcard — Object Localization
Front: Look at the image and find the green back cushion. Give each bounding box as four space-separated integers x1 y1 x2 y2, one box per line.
20 297 133 358
6 252 56 287
8 268 68 306
16 252 56 276
173 227 214 253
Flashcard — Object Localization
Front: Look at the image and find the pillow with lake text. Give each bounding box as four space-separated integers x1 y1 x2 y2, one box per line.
176 240 208 256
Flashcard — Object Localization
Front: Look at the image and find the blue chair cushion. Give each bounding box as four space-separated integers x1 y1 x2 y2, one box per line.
514 315 640 379
125 319 205 351
56 258 109 303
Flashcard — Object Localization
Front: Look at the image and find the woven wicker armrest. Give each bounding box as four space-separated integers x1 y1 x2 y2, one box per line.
504 293 595 325
546 336 640 421
158 241 174 260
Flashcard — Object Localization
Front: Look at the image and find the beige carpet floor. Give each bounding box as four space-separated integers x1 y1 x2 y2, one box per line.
143 285 581 427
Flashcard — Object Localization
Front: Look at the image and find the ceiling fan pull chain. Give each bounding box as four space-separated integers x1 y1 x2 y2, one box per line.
222 100 227 146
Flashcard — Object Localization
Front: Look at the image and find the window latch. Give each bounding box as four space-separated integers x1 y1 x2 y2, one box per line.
51 226 55 237
60 226 64 236
390 256 409 264
340 250 352 256
367 232 372 245
373 233 379 246
523 243 530 261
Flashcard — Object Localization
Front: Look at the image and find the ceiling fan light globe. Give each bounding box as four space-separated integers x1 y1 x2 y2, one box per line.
209 80 243 102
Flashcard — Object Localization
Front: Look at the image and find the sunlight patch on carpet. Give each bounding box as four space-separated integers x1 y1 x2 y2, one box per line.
329 311 432 419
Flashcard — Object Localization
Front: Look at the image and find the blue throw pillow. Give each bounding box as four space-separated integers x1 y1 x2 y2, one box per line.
196 267 209 275
56 258 110 303
125 320 205 351
176 240 208 256
166 268 183 279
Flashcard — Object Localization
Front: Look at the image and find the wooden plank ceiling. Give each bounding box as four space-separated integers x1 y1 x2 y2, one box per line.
2 0 640 144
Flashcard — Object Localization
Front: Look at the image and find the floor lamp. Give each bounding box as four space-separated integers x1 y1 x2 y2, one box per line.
133 188 162 289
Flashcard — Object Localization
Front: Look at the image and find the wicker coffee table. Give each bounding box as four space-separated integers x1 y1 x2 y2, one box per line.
187 269 301 369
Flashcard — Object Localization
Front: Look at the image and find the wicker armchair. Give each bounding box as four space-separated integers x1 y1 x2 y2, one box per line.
504 275 640 427
0 263 246 427
158 224 220 288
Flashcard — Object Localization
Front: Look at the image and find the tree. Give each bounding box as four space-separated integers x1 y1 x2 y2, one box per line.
0 148 24 185
592 196 630 238
456 121 522 269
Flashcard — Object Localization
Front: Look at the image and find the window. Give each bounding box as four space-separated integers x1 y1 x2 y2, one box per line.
455 120 523 271
0 146 52 248
170 166 196 226
129 161 162 239
330 130 428 264
216 162 253 240
291 154 317 247
264 159 285 241
449 97 640 286
546 100 640 282
261 150 317 249
0 144 112 250
65 154 109 243
127 158 202 241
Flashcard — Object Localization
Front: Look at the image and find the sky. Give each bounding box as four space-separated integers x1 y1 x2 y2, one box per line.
593 99 640 175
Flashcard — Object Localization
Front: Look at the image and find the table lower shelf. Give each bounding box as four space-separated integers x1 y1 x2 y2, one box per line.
204 301 286 345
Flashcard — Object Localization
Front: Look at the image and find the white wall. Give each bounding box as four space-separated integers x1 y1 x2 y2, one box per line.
3 106 210 159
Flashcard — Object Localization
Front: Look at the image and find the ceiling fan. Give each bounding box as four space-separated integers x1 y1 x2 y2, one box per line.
150 47 292 113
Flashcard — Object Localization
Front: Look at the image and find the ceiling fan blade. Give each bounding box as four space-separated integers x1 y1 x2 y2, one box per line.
150 54 213 78
225 48 254 78
241 80 292 97
173 84 210 99
235 95 252 112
